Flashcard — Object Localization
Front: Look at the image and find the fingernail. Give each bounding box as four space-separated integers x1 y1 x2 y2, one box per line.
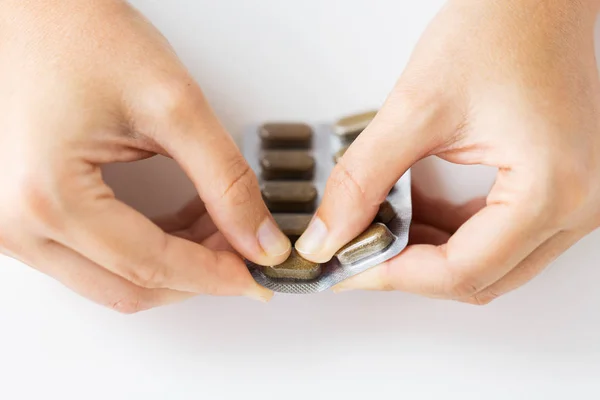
295 216 328 256
246 285 274 303
257 218 291 258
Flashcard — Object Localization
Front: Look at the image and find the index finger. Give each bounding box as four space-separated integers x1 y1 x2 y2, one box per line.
334 176 559 298
58 192 272 302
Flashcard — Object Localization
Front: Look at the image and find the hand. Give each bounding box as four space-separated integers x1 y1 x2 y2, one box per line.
295 0 600 304
0 0 291 312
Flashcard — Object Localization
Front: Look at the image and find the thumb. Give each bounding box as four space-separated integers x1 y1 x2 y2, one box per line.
295 91 458 263
145 84 291 267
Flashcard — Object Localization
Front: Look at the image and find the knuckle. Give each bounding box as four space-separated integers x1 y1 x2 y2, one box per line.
16 176 65 232
145 78 200 123
526 158 595 227
107 294 147 315
443 270 482 299
465 291 501 306
201 251 242 295
115 236 170 289
218 157 257 207
129 264 167 289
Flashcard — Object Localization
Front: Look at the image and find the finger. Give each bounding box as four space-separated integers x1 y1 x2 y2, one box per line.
295 92 462 263
173 223 235 253
153 197 206 232
172 230 235 253
156 199 221 242
33 240 194 313
464 229 584 305
200 231 237 253
333 179 558 298
144 86 290 266
61 193 272 302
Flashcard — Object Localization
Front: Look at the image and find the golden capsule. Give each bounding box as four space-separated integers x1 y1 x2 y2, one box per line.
334 110 378 140
333 145 349 164
336 223 394 265
263 249 322 280
375 201 397 224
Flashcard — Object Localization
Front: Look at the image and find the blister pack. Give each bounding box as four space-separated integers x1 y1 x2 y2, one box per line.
243 111 413 294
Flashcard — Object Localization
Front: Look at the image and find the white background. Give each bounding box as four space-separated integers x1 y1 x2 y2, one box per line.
2 1 600 398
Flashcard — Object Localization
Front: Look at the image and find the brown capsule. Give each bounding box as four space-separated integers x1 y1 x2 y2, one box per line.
260 151 315 181
273 214 312 243
263 249 322 280
334 110 378 140
262 182 317 213
333 145 349 164
259 123 313 149
335 223 394 265
375 201 397 224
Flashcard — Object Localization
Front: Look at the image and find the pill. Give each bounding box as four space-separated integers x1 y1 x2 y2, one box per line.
263 249 322 280
375 201 397 224
333 145 349 164
259 123 313 149
335 223 394 265
273 214 312 243
260 151 315 181
262 182 317 213
334 110 378 140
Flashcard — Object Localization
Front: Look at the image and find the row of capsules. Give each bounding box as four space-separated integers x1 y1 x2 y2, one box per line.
255 110 399 282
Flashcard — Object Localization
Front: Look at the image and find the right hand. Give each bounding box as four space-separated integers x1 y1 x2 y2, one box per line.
0 0 290 313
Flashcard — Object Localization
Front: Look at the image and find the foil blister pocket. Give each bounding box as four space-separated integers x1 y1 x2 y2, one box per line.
243 113 412 294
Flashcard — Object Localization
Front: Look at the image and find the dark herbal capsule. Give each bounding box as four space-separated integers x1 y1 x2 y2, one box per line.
333 145 349 164
262 182 317 213
334 110 378 140
336 223 394 265
260 151 315 181
259 123 313 149
376 201 397 224
273 214 312 244
263 249 322 280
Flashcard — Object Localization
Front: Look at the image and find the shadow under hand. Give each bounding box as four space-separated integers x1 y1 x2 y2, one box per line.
101 155 197 219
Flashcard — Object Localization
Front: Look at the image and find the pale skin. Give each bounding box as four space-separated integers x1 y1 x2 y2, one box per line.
1 0 599 312
0 0 292 312
297 0 600 304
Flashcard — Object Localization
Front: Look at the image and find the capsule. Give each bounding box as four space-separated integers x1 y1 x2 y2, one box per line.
334 110 378 141
273 214 312 243
263 249 322 280
259 123 313 149
375 201 397 224
260 151 315 181
262 182 317 213
333 145 349 164
335 223 394 265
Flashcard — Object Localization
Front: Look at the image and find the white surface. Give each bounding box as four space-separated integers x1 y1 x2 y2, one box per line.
2 1 600 398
